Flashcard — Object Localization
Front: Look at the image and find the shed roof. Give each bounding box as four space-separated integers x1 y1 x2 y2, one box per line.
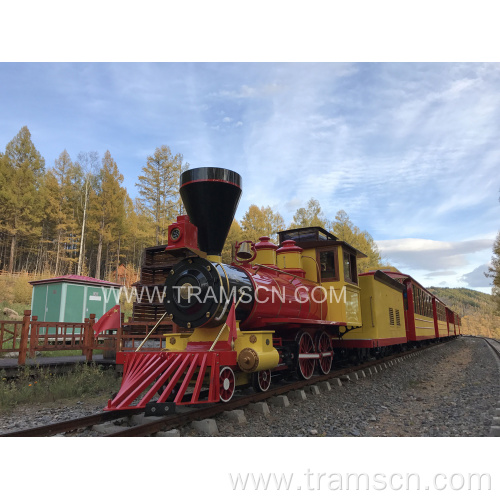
29 274 121 288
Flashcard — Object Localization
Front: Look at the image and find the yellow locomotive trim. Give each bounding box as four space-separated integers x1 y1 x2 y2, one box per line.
186 322 279 373
160 333 190 352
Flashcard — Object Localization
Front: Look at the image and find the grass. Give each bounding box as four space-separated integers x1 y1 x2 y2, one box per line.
38 349 105 357
0 301 30 317
0 363 121 413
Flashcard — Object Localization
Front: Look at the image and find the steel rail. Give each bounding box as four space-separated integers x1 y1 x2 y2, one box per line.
483 337 500 361
0 409 142 437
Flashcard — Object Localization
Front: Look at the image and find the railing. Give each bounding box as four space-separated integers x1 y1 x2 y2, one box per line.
0 320 24 352
0 311 118 366
0 311 185 365
0 270 42 280
29 319 87 355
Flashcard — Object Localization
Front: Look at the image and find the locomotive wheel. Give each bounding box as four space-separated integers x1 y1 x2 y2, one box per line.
252 369 272 392
219 366 236 402
316 331 333 375
297 331 316 380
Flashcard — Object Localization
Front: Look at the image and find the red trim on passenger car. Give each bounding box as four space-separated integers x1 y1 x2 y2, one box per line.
331 336 408 348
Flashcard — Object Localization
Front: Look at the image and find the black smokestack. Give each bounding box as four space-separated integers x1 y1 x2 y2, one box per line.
179 167 242 256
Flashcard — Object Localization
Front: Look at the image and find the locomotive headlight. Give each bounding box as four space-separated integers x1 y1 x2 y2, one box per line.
179 282 193 300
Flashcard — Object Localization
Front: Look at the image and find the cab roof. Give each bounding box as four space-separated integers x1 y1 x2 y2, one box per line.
278 226 367 258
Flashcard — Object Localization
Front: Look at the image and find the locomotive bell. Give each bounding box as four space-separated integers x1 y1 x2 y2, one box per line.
236 241 253 260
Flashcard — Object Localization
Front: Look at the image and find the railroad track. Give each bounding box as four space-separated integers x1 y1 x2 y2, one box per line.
483 337 500 361
1 339 454 437
0 409 142 437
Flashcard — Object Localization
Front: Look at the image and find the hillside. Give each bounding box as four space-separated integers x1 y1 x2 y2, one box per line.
428 287 500 339
427 287 496 317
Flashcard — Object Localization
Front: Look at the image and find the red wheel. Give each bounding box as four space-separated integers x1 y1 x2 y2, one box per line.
297 331 316 379
219 366 235 402
252 369 272 392
316 331 333 375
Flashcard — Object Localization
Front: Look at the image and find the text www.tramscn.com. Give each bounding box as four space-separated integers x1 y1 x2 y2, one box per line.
229 470 492 491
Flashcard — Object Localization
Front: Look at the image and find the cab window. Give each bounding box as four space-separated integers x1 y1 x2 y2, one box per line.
343 251 358 284
319 250 337 280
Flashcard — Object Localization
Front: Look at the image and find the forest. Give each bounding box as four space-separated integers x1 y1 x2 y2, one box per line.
0 126 384 282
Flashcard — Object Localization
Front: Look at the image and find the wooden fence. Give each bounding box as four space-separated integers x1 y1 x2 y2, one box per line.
0 310 181 366
0 270 40 280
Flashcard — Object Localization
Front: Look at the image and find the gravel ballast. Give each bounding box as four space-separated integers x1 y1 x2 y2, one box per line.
212 337 500 437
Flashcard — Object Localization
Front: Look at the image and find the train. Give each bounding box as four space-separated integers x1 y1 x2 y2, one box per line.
105 167 460 413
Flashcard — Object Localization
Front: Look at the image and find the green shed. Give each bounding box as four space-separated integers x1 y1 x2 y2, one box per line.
29 275 122 324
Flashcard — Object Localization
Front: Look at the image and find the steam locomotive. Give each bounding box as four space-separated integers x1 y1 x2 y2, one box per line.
105 167 460 412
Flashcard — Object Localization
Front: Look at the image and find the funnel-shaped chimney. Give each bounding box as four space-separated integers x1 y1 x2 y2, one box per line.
180 167 242 256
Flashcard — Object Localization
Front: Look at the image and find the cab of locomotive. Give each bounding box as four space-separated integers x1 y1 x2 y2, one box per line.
277 227 365 331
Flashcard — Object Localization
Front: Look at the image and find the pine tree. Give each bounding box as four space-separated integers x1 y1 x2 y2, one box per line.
128 198 156 266
49 150 81 274
88 151 126 279
0 126 45 272
136 146 189 245
39 170 61 273
0 152 9 270
331 210 384 273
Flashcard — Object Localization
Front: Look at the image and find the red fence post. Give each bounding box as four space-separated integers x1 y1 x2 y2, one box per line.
87 314 96 362
18 310 31 366
28 316 38 359
83 318 91 361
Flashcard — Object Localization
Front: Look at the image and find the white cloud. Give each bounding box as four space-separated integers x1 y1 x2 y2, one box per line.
460 264 492 288
425 271 457 278
376 238 494 272
284 197 303 212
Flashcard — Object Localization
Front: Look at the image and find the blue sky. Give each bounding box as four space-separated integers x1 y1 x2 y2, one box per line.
0 63 498 293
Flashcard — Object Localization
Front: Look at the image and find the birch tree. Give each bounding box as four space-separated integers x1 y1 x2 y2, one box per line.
75 151 99 275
